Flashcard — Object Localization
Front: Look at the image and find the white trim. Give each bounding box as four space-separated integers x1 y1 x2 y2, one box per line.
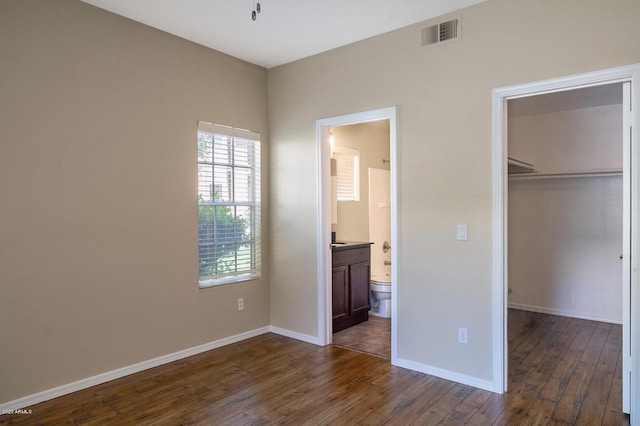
491 83 507 393
316 123 331 345
508 303 623 325
390 110 399 364
0 327 270 410
394 358 496 393
622 80 633 414
492 63 640 410
315 107 398 366
268 326 322 345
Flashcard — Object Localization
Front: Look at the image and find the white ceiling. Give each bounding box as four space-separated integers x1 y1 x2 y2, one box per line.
80 0 487 69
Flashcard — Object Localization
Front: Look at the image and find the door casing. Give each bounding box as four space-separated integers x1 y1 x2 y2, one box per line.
492 64 639 419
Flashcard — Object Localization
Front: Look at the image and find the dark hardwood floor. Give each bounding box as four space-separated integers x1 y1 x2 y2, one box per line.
502 309 628 425
332 314 391 359
1 310 629 425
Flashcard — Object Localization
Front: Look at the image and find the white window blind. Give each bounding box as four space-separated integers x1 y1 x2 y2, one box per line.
197 122 261 287
333 146 360 201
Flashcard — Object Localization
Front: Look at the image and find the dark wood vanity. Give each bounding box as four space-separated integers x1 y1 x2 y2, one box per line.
332 242 372 333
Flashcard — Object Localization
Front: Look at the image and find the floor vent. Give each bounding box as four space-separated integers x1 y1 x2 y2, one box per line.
421 18 459 47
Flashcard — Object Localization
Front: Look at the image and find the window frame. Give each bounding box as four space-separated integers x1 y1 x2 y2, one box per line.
333 146 360 202
197 121 261 288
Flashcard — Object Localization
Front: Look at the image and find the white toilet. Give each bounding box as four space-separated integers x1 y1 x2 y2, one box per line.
370 274 392 318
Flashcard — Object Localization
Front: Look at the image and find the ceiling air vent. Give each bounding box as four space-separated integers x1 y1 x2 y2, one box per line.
421 18 459 47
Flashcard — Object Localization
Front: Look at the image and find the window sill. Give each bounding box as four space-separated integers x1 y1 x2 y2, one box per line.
199 273 261 289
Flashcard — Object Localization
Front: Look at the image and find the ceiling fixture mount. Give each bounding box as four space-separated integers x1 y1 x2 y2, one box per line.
251 1 262 21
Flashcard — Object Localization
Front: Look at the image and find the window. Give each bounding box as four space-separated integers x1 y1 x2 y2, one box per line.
197 122 261 287
333 146 360 201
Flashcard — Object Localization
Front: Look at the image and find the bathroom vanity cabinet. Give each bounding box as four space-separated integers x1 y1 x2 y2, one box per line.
332 243 371 333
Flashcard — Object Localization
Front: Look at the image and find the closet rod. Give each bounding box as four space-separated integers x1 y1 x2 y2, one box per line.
508 169 622 180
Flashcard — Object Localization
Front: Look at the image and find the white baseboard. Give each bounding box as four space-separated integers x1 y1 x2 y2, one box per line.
0 326 270 411
268 326 321 345
508 303 622 325
393 358 498 393
1 325 499 410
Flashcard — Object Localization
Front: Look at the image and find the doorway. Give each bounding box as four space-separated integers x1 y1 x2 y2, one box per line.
315 106 398 362
507 84 624 324
507 83 627 423
329 121 391 358
492 65 638 416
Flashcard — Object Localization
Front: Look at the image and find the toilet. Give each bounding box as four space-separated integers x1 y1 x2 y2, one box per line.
370 274 392 318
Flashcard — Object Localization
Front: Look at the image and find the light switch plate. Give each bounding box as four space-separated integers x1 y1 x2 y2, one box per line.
457 224 468 241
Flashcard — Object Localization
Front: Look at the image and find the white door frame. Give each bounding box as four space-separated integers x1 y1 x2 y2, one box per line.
492 64 639 415
315 106 398 362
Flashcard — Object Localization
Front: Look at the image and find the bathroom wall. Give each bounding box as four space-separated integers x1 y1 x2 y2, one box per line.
368 168 391 278
331 120 390 242
508 85 623 323
508 85 623 172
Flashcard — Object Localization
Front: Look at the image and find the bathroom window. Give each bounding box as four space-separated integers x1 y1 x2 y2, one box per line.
333 146 360 201
197 121 261 287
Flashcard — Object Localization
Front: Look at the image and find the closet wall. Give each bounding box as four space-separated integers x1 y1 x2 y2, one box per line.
508 84 623 323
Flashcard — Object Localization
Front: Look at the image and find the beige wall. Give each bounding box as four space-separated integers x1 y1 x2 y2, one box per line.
2 0 639 405
0 0 269 403
331 121 390 242
268 0 640 382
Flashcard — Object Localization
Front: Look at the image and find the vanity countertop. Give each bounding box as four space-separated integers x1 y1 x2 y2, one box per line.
331 241 373 251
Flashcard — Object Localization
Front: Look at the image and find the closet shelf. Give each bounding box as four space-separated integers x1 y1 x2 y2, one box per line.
508 169 623 180
507 157 535 174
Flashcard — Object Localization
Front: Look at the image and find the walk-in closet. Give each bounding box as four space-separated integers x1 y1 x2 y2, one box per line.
508 83 624 323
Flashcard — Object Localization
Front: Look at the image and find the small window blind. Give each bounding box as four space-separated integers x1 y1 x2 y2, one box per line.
333 146 360 201
197 121 261 287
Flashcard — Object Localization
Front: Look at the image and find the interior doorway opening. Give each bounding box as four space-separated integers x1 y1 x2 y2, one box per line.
506 83 629 422
492 65 638 419
330 120 391 358
315 107 398 363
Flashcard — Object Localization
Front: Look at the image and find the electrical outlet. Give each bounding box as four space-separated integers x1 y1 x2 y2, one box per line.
458 327 468 344
237 298 244 311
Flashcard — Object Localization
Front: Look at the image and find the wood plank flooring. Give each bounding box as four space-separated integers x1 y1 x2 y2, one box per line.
0 310 629 425
332 314 391 359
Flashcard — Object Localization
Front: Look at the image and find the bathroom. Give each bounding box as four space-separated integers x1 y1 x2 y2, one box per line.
330 119 391 358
